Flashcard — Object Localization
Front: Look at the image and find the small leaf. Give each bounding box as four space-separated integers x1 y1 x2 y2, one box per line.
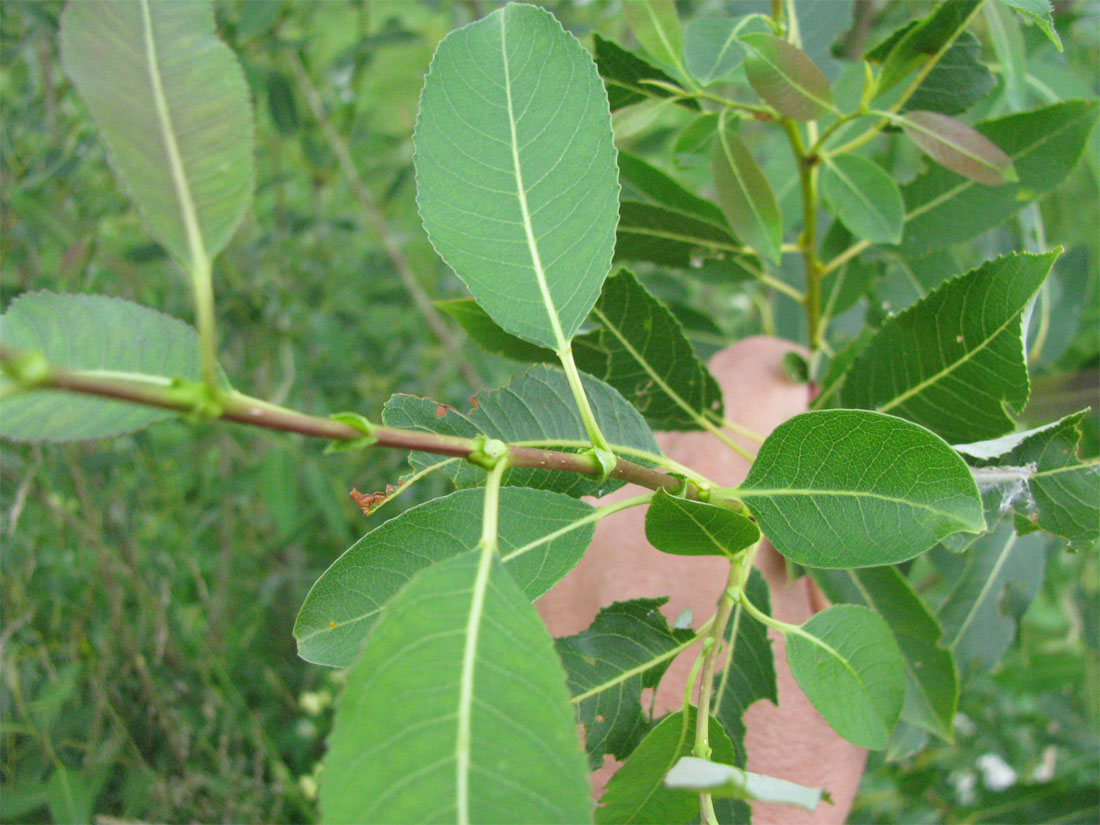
813 567 958 742
821 154 904 245
841 251 1058 444
0 293 201 443
738 410 985 567
786 605 906 749
582 269 725 430
683 18 745 86
414 3 618 350
595 709 739 825
294 487 596 667
556 598 692 763
622 0 683 69
382 365 661 498
712 121 782 263
938 522 1050 681
321 550 591 823
592 33 697 111
645 490 759 557
664 757 823 810
899 110 1017 186
740 33 833 121
997 0 1062 50
901 100 1099 255
60 0 254 271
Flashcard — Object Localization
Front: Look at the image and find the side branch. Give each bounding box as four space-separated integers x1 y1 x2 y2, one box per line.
2 352 694 497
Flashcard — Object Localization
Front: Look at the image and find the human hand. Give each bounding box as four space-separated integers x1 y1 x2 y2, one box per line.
536 336 867 824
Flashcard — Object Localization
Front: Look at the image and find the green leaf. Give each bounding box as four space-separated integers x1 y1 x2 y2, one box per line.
870 0 984 95
321 550 591 824
622 0 683 69
900 100 1099 255
712 569 776 765
60 0 254 271
382 365 661 498
813 567 958 742
683 18 745 86
967 411 1100 547
712 121 782 264
903 32 995 115
618 152 728 227
821 155 904 244
437 299 555 363
899 110 1017 186
938 522 1050 681
595 708 739 825
737 410 985 568
664 757 823 810
840 251 1058 444
997 0 1062 50
0 293 201 443
786 605 906 749
740 33 833 121
645 490 759 557
414 3 618 350
592 34 696 111
582 269 725 430
556 598 692 764
616 201 746 269
294 487 596 668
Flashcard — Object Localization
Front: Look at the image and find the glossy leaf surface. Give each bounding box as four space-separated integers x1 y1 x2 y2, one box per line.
415 3 618 349
295 487 596 667
556 598 691 764
821 154 904 244
738 410 985 568
60 0 254 270
321 550 591 823
645 490 759 557
786 605 906 749
841 251 1057 444
0 293 200 442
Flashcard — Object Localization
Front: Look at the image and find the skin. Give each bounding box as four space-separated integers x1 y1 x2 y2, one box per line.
536 336 867 824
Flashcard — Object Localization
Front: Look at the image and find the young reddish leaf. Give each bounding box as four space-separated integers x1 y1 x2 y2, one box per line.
899 110 1018 185
711 117 782 263
740 33 833 121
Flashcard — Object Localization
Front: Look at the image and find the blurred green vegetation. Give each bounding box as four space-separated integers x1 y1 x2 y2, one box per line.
1 1 1097 823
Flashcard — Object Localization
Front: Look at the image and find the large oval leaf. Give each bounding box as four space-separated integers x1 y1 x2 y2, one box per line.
737 410 985 567
321 550 591 824
740 33 833 121
0 292 200 443
294 487 596 668
841 251 1058 444
414 3 619 350
786 605 906 750
60 0 254 270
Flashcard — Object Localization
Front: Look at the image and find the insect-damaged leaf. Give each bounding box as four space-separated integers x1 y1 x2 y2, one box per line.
740 33 833 121
294 487 596 668
899 110 1017 186
321 551 591 823
841 251 1058 444
60 0 254 272
414 3 618 350
737 410 985 568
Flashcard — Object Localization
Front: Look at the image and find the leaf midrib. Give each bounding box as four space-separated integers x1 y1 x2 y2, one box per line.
744 36 832 114
737 487 977 527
